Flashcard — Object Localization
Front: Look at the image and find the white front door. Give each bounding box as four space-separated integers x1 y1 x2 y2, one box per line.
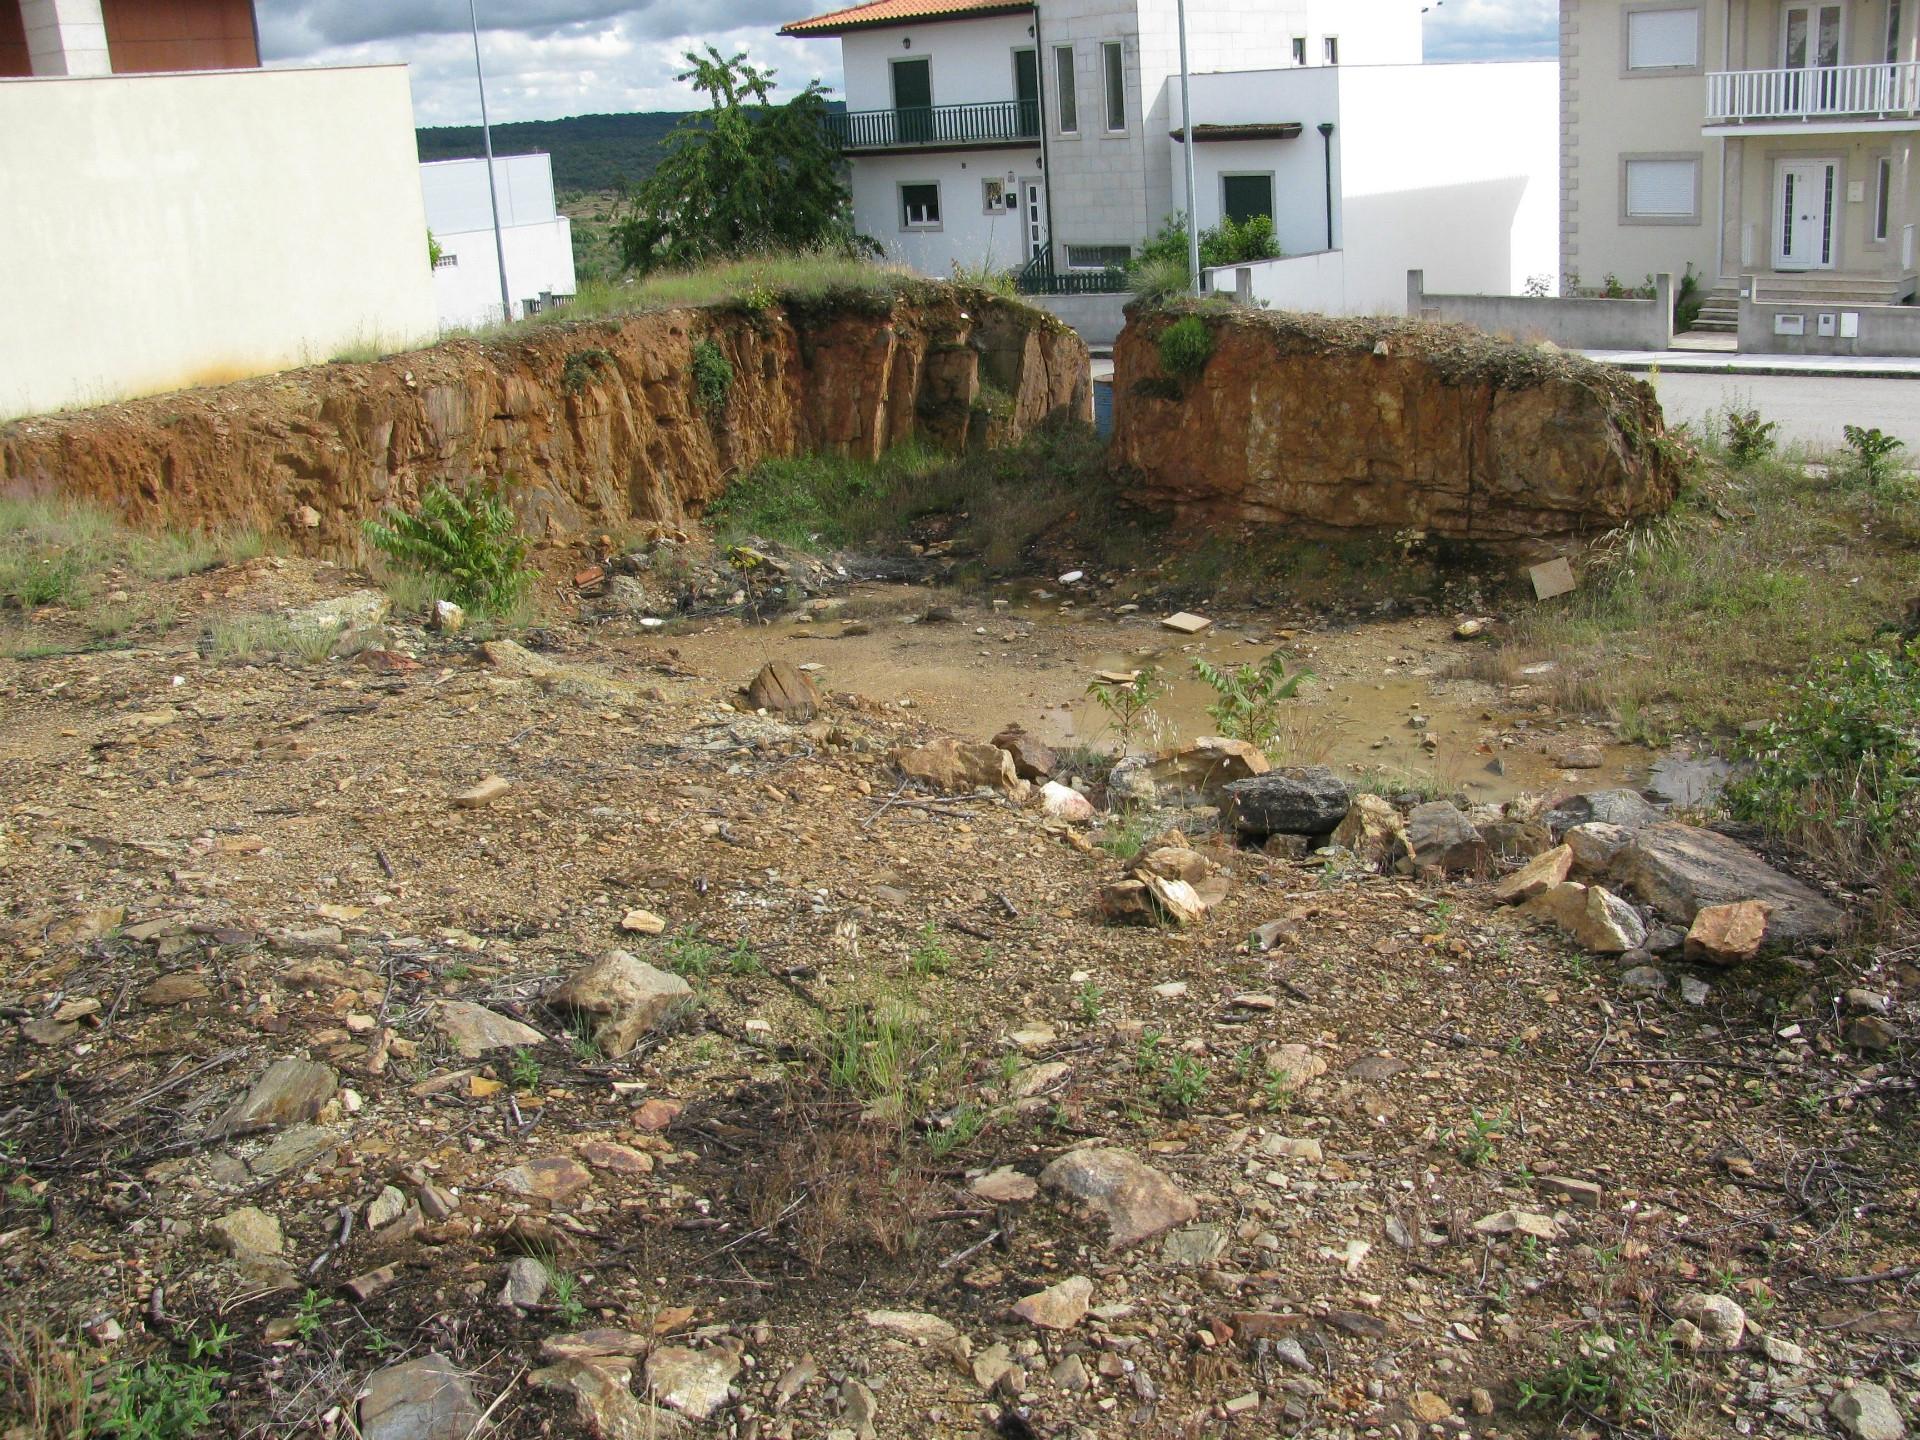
1021 178 1045 261
1775 158 1838 270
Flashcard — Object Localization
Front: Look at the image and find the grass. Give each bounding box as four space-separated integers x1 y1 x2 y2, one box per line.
0 496 263 613
1516 1323 1688 1430
202 615 340 665
0 1321 89 1439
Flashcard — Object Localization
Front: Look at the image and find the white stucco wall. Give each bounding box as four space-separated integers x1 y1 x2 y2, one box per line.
433 219 577 331
0 64 437 418
421 154 560 233
840 14 1037 113
852 150 1042 275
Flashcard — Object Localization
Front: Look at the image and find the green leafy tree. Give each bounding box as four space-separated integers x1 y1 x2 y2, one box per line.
613 48 856 273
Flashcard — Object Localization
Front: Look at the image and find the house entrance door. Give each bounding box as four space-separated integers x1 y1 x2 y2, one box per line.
1775 158 1838 269
1022 177 1045 261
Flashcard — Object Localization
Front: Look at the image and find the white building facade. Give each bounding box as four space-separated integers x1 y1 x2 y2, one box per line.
420 154 577 330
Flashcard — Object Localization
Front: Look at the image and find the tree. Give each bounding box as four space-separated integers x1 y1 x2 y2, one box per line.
612 47 854 273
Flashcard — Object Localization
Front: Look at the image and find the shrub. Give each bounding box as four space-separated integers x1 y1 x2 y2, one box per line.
1156 316 1214 381
1086 667 1165 750
691 338 734 411
1723 408 1778 467
95 1354 227 1440
1673 263 1704 331
1128 253 1192 306
1843 425 1906 487
950 259 1016 296
1192 652 1314 750
561 347 613 395
363 479 530 613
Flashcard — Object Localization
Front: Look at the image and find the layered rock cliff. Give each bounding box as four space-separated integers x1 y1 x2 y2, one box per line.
0 287 1089 556
1112 307 1682 546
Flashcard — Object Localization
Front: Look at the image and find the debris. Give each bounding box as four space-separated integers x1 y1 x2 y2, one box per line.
452 775 512 809
1161 611 1213 634
1012 1275 1093 1330
434 1001 545 1058
1528 557 1577 600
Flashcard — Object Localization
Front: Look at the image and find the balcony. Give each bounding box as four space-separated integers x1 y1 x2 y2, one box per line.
1706 62 1920 126
826 100 1040 153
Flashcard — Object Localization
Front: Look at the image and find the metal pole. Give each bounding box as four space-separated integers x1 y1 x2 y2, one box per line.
1175 0 1200 295
469 0 513 324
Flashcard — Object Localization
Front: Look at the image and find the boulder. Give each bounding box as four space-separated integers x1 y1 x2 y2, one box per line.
1611 823 1844 947
547 951 693 1057
992 726 1057 780
1330 794 1408 870
744 661 819 721
1564 821 1635 875
1039 1146 1198 1250
1402 801 1488 874
1829 1383 1907 1440
1683 901 1772 967
1480 818 1555 860
360 1353 482 1440
895 738 1025 798
1671 1293 1746 1349
1145 737 1270 805
1525 882 1647 954
1038 781 1095 823
1106 755 1157 806
1491 844 1573 904
1543 788 1663 838
1224 767 1350 839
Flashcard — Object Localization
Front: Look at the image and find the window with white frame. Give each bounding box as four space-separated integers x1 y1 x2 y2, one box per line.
1876 156 1894 241
1323 35 1339 65
900 182 941 228
1626 7 1700 70
1623 156 1699 220
1102 41 1125 130
1066 244 1130 270
1053 44 1077 133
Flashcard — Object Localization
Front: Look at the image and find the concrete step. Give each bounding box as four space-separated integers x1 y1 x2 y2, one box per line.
1687 318 1739 333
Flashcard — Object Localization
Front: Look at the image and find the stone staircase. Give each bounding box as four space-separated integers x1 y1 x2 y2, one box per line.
1689 286 1740 334
1684 274 1917 337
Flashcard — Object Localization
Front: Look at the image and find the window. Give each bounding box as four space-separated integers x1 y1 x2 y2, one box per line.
1221 173 1276 224
1053 44 1077 133
1623 156 1699 221
1324 35 1340 65
900 182 941 228
1291 36 1306 65
983 178 1015 214
1889 0 1904 63
1876 156 1894 241
1066 244 1131 269
1103 41 1125 130
1625 7 1700 70
1013 47 1039 137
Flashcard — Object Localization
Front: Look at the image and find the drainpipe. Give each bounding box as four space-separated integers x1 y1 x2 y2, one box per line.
1318 121 1336 251
1032 5 1056 271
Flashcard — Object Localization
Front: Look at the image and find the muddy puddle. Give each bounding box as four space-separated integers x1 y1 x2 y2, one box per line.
639 585 1650 805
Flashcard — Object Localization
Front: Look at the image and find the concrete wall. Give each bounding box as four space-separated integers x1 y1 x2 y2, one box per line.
433 219 576 331
1212 249 1349 311
421 154 559 234
0 64 438 418
1409 268 1674 349
1028 291 1129 347
1738 294 1920 354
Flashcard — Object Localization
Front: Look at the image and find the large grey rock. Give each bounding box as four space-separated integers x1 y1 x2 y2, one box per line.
1403 801 1488 874
1039 1146 1197 1250
1224 767 1350 838
1610 823 1844 947
547 951 693 1057
211 1058 337 1137
360 1353 481 1440
1830 1382 1907 1440
1543 788 1663 837
434 1000 545 1058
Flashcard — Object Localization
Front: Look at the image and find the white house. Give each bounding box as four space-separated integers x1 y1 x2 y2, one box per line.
420 154 578 330
780 0 1556 335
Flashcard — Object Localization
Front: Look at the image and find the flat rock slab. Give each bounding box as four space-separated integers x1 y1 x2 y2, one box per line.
1039 1146 1197 1250
1012 1275 1094 1330
211 1057 337 1138
360 1353 481 1440
1492 844 1573 904
971 1167 1040 1203
1544 788 1663 837
249 1123 345 1179
1161 611 1213 634
210 1205 283 1258
645 1345 741 1420
1611 823 1844 947
1224 767 1351 839
435 1000 545 1058
548 951 693 1058
497 1155 594 1203
140 974 210 1006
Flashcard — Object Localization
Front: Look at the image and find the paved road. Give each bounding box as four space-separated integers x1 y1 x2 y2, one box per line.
1648 372 1920 451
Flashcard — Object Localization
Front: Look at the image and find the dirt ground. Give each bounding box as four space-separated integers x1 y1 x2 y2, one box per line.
1 553 1915 1440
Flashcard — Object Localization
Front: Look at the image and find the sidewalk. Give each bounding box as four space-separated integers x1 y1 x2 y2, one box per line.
1585 349 1920 380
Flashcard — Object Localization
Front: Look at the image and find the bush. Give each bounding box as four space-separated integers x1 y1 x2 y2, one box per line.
1128 212 1281 302
1723 408 1778 467
1192 652 1313 750
691 338 733 412
1156 316 1215 380
363 479 530 613
1844 425 1907 487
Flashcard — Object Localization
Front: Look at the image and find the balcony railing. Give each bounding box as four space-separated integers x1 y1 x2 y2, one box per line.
826 99 1040 151
1707 61 1920 123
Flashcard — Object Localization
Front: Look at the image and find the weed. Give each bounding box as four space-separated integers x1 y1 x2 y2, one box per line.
1260 1069 1295 1112
1086 667 1166 751
928 1102 987 1158
1158 1054 1210 1112
817 1000 958 1128
1076 980 1105 1023
364 480 531 613
691 338 734 412
1192 652 1314 751
292 1287 336 1342
0 1321 89 1440
1096 809 1153 862
1455 1106 1508 1168
1844 424 1906 487
545 1266 589 1327
907 924 952 979
509 1048 542 1093
1723 408 1778 467
1135 1029 1166 1075
1156 315 1214 380
724 938 764 976
95 1352 228 1440
1515 1323 1681 1428
568 1017 603 1064
443 962 473 981
662 929 718 979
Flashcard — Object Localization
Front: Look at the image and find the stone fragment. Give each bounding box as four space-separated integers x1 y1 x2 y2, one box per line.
1038 782 1095 823
548 951 693 1058
1161 611 1212 634
1260 1136 1322 1162
1051 1354 1090 1392
644 1346 740 1421
619 909 668 935
971 1167 1039 1204
1039 1146 1198 1250
1106 755 1156 806
534 1358 686 1439
140 974 210 1006
1139 871 1206 927
993 726 1056 780
366 1185 408 1230
211 1057 337 1137
434 1000 544 1058
1543 789 1663 838
841 1378 878 1437
1145 737 1270 804
431 600 465 633
579 1140 654 1175
1683 901 1772 967
631 1098 682 1132
1556 743 1605 769
1829 1383 1906 1440
1538 1175 1603 1209
498 1256 550 1308
1528 557 1576 600
1672 1292 1746 1349
893 738 1024 798
1265 1044 1328 1088
452 775 512 809
1564 821 1635 874
1472 1209 1562 1240
247 1122 344 1178
1402 801 1488 874
1848 1015 1898 1051
496 1156 593 1202
1491 844 1573 904
1612 823 1843 946
343 1266 400 1303
211 1205 283 1258
1161 1224 1230 1267
1012 1275 1093 1330
1330 793 1408 870
1761 1334 1806 1368
864 1310 960 1346
744 660 819 720
1620 965 1669 994
1224 767 1350 838
359 1353 481 1440
1580 885 1649 953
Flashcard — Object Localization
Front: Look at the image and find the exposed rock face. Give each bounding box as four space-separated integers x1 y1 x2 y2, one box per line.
1 289 1088 555
1112 309 1681 545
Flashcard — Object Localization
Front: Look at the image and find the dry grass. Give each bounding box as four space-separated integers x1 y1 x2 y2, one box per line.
0 1321 90 1440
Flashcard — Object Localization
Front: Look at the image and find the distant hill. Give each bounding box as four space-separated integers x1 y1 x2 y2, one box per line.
416 111 691 195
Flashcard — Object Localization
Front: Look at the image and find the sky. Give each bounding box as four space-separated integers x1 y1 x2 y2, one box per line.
255 0 1557 128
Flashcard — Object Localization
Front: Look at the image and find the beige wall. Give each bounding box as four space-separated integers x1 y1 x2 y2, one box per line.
0 64 437 419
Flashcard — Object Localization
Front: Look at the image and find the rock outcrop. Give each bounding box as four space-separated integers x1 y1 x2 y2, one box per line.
1112 308 1682 546
1 287 1088 557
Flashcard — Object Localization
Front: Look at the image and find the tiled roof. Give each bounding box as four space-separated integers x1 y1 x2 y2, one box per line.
781 0 1032 37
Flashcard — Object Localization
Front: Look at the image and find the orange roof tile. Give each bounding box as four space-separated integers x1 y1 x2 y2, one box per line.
781 0 1032 37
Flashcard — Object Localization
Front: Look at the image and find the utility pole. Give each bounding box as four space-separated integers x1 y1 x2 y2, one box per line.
1175 0 1200 295
468 0 514 324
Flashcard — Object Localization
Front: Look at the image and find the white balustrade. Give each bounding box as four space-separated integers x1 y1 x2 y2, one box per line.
1706 62 1920 122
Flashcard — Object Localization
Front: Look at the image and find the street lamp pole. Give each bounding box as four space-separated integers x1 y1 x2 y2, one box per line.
1175 0 1200 296
468 0 514 323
